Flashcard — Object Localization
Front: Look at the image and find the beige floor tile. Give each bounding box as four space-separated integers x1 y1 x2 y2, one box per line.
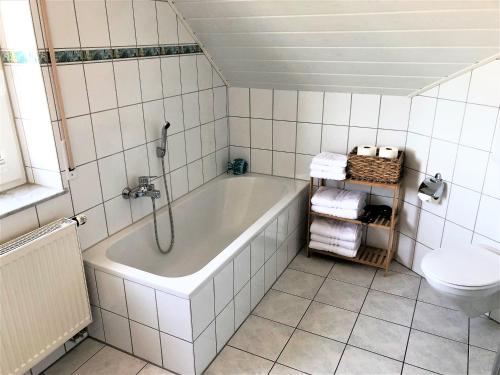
229 315 294 361
278 330 344 374
405 330 468 375
73 346 146 375
137 363 175 375
253 289 310 327
45 339 104 375
468 346 497 375
412 301 469 343
348 315 410 361
470 316 500 351
315 278 368 312
389 261 420 277
361 290 416 326
288 250 334 276
417 279 458 310
298 301 357 343
371 270 420 299
205 346 273 375
272 269 324 299
336 345 402 375
401 364 436 375
269 363 307 375
328 261 376 287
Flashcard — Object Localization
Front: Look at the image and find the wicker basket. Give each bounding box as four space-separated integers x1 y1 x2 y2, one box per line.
347 147 404 183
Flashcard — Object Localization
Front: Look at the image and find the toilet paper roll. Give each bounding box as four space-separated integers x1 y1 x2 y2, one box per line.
357 145 377 157
379 146 399 159
418 192 432 202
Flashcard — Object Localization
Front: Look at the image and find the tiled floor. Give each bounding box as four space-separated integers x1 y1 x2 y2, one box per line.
44 249 499 375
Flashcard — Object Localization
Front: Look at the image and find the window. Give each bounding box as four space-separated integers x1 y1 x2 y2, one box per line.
0 60 26 192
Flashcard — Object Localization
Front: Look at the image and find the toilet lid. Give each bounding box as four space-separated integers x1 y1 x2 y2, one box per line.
422 244 500 288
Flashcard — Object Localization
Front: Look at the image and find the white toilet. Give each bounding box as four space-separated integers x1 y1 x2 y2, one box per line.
421 243 500 317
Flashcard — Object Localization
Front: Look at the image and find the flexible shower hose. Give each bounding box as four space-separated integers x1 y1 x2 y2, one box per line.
151 157 175 254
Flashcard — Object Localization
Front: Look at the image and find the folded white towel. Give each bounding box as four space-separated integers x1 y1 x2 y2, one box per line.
311 186 367 210
310 170 347 181
310 218 361 242
312 205 361 219
310 233 361 250
310 163 346 174
309 241 359 258
312 152 347 168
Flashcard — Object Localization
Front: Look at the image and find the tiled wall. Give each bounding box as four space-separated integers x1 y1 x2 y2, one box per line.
83 193 307 374
0 0 229 250
227 59 500 274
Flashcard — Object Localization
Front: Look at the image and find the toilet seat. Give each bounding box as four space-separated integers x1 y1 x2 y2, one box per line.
421 244 500 290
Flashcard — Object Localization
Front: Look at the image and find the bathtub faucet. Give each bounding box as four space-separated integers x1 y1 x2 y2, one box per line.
122 176 161 200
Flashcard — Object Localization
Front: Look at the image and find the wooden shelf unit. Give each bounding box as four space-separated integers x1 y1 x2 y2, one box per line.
306 177 403 274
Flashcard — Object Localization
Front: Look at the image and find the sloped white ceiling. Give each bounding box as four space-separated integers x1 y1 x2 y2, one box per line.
174 0 500 96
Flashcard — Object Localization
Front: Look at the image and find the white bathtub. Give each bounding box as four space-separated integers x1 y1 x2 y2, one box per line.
83 173 308 374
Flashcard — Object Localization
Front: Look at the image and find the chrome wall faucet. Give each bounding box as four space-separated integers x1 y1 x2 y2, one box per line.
122 176 160 200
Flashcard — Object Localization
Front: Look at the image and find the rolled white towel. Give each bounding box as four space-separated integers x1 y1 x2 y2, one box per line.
312 152 347 168
312 205 361 220
310 170 347 181
309 241 359 258
310 233 361 251
310 218 361 242
311 186 367 210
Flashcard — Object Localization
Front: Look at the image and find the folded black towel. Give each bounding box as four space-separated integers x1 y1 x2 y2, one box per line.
359 205 392 223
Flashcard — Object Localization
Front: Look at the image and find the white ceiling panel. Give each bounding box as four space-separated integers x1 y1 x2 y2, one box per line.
173 0 500 95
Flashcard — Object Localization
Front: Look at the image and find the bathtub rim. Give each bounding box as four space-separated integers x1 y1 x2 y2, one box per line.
83 173 308 299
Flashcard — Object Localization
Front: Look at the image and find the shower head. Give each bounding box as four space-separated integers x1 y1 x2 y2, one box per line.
157 122 170 158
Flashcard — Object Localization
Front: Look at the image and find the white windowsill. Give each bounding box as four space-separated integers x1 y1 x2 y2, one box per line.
0 184 67 219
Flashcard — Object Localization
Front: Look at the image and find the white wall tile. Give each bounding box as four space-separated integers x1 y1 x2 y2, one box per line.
161 57 182 98
251 231 265 276
98 153 127 201
432 99 466 143
77 204 108 249
229 117 250 147
264 253 277 291
379 95 411 130
265 219 278 260
467 60 500 107
133 0 158 45
201 122 216 156
400 202 420 239
130 321 162 366
412 242 433 276
36 192 74 225
125 280 158 328
250 266 265 310
194 321 216 374
180 55 199 94
177 18 195 44
67 115 96 165
104 196 132 235
157 1 178 45
44 0 80 48
84 62 117 112
416 210 444 249
446 185 480 230
273 90 297 121
160 333 195 375
156 291 192 341
69 162 102 213
321 125 348 154
229 146 249 164
250 88 273 119
119 104 146 149
191 280 215 339
438 72 471 102
229 87 250 117
92 109 123 158
215 301 234 353
408 96 436 136
405 132 431 172
124 145 149 186
234 282 250 328
234 245 250 294
350 94 380 128
214 261 233 315
251 149 272 174
95 270 127 317
188 159 203 191
298 91 323 124
296 122 321 155
114 60 141 106
139 58 163 101
396 233 415 268
215 118 228 150
58 64 89 117
347 127 377 153
426 139 457 182
74 0 109 48
276 243 288 275
143 99 166 143
475 195 500 242
185 127 202 163
295 153 313 180
182 92 200 129
106 0 136 47
170 166 189 199
197 56 213 91
88 306 105 341
376 130 406 150
460 104 498 151
483 155 500 199
273 151 295 178
203 154 217 182
323 92 350 125
199 89 214 125
164 95 184 134
167 132 187 170
441 221 473 249
251 119 272 149
272 120 296 152
453 146 489 191
214 87 227 120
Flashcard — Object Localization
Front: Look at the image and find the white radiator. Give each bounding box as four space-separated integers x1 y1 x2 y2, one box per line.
0 218 91 375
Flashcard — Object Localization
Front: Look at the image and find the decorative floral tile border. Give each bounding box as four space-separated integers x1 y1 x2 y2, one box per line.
1 44 202 64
